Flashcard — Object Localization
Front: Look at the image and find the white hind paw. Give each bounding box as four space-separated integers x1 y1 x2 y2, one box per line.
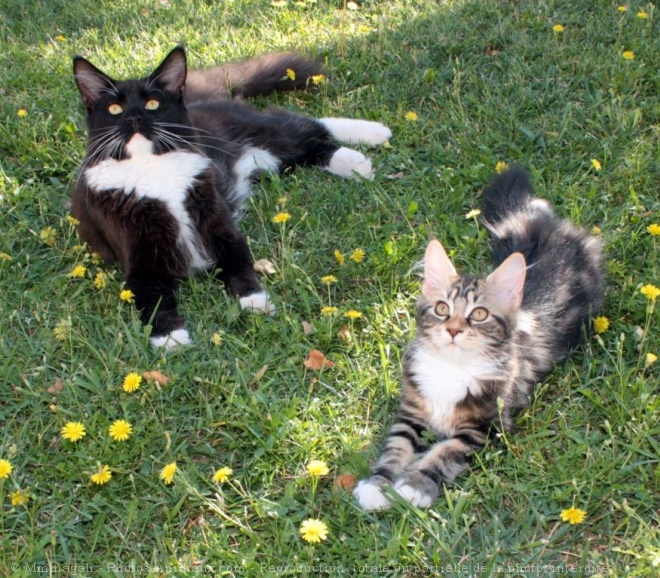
326 147 374 180
392 481 434 509
150 328 192 351
353 479 392 511
240 291 276 315
320 118 392 146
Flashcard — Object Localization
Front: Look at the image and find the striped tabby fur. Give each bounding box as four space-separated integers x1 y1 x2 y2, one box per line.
354 166 605 510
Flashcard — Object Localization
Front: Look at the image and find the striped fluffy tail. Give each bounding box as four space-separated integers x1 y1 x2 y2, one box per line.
185 52 322 103
481 165 536 229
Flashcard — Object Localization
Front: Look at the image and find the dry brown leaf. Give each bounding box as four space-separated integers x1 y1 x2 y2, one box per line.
142 370 170 385
301 320 314 335
47 378 63 395
303 349 334 371
334 474 357 492
253 258 276 275
337 325 352 342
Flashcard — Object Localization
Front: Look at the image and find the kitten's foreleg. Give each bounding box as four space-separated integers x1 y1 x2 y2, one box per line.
353 420 427 511
393 429 486 508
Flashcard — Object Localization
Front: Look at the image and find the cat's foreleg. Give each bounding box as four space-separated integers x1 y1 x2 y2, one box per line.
353 420 427 511
393 429 486 508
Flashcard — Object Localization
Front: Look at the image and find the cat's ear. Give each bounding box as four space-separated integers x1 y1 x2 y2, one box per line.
73 57 115 108
486 252 526 311
422 239 457 298
149 47 187 97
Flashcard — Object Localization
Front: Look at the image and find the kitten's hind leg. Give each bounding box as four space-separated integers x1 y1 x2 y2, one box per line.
319 118 392 147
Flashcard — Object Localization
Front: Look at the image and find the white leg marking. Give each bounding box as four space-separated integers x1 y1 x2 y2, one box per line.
353 480 392 511
231 147 281 207
326 147 374 180
319 118 392 146
239 291 276 315
392 481 434 509
150 328 192 351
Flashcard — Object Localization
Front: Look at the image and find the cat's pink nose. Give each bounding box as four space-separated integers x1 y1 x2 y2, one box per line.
447 327 462 338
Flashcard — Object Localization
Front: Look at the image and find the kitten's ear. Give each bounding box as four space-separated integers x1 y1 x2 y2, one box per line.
486 252 526 311
149 47 187 97
422 239 457 298
73 57 115 108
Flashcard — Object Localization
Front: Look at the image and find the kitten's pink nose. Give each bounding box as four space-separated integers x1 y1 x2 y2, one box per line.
447 327 462 338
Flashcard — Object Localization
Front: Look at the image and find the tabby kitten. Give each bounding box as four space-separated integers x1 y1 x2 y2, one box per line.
354 167 604 510
72 47 391 349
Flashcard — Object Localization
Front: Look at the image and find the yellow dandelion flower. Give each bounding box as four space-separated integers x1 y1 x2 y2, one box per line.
17 108 28 118
404 111 418 122
65 215 80 226
119 289 135 303
646 353 658 366
465 208 481 219
71 265 86 278
590 159 602 171
321 275 337 284
93 272 107 289
617 5 627 12
593 316 609 334
311 74 326 85
276 196 288 205
10 489 29 506
211 332 223 346
122 372 142 393
350 248 365 263
647 224 660 236
0 459 13 479
334 250 345 266
55 34 66 41
40 226 57 245
90 465 112 485
53 319 71 341
622 50 635 60
61 421 86 442
160 461 177 485
306 459 329 476
108 419 132 442
640 284 660 301
212 467 233 483
272 212 291 224
344 310 363 320
560 507 586 525
553 24 565 32
495 161 509 174
0 252 11 261
637 11 648 18
321 306 338 316
300 519 329 543
286 68 296 81
591 225 602 235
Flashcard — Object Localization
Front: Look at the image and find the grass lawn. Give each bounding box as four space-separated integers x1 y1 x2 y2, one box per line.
1 0 659 575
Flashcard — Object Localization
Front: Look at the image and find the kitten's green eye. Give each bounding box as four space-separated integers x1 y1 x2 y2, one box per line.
434 301 450 317
145 99 160 111
107 103 123 115
469 307 489 322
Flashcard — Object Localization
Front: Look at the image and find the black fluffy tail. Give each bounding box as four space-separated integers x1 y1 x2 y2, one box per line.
185 52 323 103
481 165 535 228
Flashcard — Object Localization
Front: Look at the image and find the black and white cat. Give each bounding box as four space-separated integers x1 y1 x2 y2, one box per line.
354 167 605 510
72 47 391 349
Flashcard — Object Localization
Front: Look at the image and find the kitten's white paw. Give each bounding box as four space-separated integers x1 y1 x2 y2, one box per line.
353 480 392 511
150 328 192 351
326 147 374 180
240 291 276 315
392 481 435 509
320 118 392 146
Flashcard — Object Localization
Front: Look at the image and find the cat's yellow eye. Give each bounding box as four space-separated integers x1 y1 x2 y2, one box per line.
434 301 450 317
145 99 160 111
469 307 489 322
107 103 123 115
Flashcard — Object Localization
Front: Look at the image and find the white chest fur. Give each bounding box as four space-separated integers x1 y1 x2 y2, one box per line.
84 137 212 270
410 348 494 433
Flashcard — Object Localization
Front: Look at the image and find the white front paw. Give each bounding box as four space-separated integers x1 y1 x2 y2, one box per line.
392 481 434 509
239 291 276 315
326 147 374 180
319 118 392 146
353 480 392 511
150 328 192 351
